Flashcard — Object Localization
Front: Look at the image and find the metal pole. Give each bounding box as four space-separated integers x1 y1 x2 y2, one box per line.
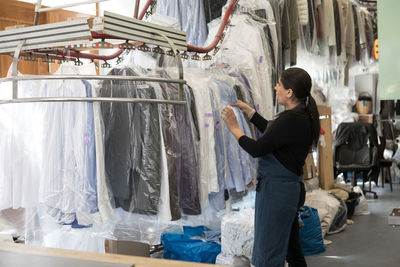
134 0 141 18
0 97 186 105
37 0 110 13
152 32 185 100
12 40 26 100
33 0 42 25
1 75 186 84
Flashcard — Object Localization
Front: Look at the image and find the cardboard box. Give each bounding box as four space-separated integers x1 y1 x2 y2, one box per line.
105 240 150 257
358 114 374 124
388 208 400 226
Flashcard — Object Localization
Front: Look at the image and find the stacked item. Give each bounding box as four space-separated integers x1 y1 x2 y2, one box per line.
161 225 221 264
304 188 340 238
217 208 255 266
299 206 325 255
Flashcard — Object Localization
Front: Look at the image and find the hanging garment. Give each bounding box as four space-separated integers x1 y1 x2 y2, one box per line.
99 67 162 215
203 0 227 23
323 0 336 48
0 79 44 211
344 0 355 56
333 0 342 56
212 80 253 192
184 71 219 208
206 13 275 120
155 0 208 47
269 0 284 74
289 0 299 66
39 64 99 225
352 4 361 61
154 70 201 215
314 0 323 42
337 0 345 56
300 0 316 53
297 0 309 26
156 83 181 220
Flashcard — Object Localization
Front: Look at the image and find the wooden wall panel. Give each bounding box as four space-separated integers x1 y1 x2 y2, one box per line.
317 105 334 190
0 0 92 77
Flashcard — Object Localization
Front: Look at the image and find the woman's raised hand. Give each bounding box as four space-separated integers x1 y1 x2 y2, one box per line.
231 100 254 117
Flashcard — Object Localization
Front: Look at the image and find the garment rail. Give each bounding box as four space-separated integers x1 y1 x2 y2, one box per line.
0 11 187 105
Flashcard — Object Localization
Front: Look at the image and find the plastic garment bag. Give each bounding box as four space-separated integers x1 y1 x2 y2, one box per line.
298 0 318 54
206 13 275 120
99 67 162 215
211 80 253 192
235 0 279 84
155 0 208 47
39 64 99 225
184 70 219 208
154 70 201 216
0 79 44 211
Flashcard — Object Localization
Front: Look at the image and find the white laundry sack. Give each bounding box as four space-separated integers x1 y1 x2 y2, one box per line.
353 186 370 216
216 253 251 267
221 209 255 260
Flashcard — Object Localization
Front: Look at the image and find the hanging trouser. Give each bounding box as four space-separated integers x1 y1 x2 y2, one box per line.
130 86 161 214
100 68 136 210
161 79 201 215
159 83 181 220
252 153 302 267
175 87 201 215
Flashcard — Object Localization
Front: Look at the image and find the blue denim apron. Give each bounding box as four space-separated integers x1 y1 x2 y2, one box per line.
252 152 302 267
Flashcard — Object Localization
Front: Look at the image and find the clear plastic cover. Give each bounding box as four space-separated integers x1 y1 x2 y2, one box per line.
40 64 101 226
0 79 44 211
206 10 275 120
98 67 162 215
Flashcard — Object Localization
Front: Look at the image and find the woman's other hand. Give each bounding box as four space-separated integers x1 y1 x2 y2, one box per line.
221 107 239 131
231 100 255 118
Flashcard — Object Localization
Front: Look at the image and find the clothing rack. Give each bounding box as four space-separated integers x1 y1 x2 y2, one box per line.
0 11 187 105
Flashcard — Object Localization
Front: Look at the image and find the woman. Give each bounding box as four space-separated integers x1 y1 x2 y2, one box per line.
221 67 320 267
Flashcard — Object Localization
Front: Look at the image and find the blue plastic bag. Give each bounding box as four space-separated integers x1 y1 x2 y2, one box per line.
161 226 221 263
299 206 326 255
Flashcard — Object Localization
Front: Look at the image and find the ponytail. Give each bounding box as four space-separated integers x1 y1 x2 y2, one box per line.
280 67 320 148
306 95 320 148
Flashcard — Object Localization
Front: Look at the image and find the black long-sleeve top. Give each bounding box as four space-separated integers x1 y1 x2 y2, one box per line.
238 110 313 176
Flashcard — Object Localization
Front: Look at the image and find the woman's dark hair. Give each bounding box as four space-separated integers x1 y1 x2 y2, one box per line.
280 67 320 148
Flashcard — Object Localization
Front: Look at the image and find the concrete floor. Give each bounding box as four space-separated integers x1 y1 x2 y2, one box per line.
305 182 400 267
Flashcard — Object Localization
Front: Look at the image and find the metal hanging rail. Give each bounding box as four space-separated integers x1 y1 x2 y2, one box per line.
0 11 187 105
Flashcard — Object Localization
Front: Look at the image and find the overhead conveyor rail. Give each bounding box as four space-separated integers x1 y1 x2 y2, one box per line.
0 11 187 105
101 11 187 51
0 19 92 54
